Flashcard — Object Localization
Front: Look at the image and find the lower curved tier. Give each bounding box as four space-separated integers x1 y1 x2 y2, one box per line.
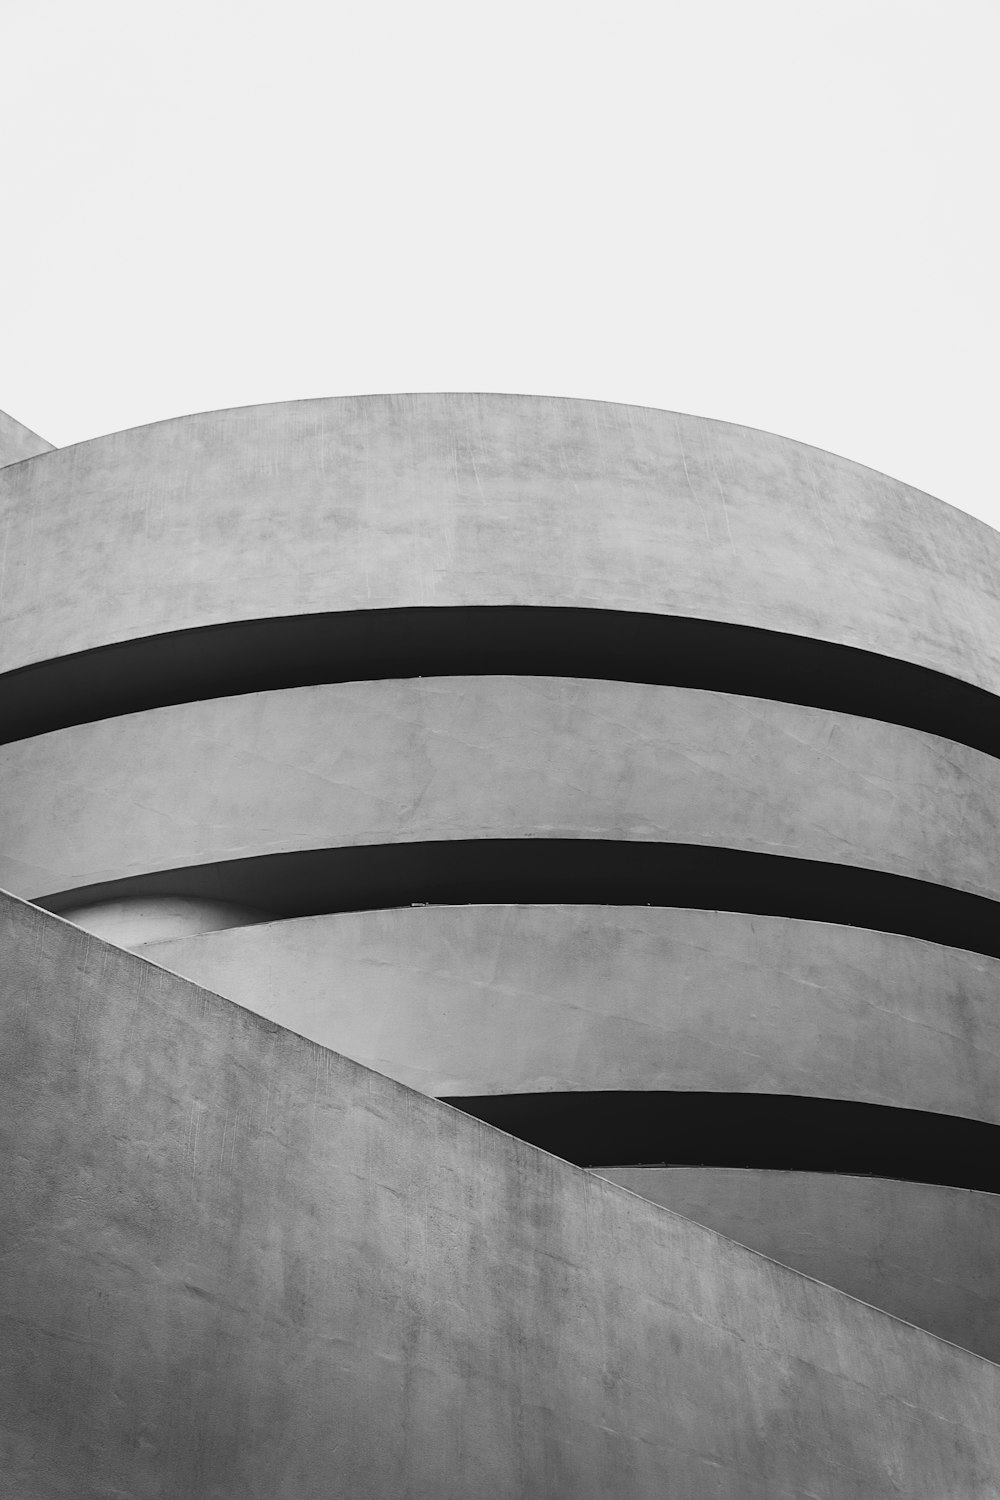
595 1167 1000 1364
134 905 1000 1127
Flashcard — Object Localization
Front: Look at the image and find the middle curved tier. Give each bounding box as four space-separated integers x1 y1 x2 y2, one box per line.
7 676 1000 910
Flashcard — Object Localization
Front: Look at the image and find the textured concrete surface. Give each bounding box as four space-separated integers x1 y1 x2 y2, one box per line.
3 394 1000 698
4 676 1000 904
135 905 1000 1126
0 408 52 468
3 888 1000 1499
596 1167 1000 1365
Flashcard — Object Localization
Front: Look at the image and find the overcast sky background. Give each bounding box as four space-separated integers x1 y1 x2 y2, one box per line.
3 0 998 527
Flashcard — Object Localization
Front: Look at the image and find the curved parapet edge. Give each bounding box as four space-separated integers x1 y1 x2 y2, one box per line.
4 393 1000 699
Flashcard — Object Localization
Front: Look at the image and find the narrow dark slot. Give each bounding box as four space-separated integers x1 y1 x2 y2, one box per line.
38 839 1000 963
4 605 999 758
442 1092 1000 1193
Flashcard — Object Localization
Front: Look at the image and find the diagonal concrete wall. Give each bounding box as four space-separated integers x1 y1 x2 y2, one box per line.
598 1167 1000 1365
2 888 999 1498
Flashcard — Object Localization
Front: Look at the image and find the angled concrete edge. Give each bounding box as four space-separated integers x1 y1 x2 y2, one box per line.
0 408 53 467
1 888 999 1499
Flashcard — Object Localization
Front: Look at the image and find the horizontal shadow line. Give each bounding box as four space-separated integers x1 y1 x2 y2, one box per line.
4 605 1000 757
38 839 1000 963
443 1092 1000 1191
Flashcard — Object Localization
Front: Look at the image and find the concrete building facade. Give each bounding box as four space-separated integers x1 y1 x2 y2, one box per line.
2 393 1000 1495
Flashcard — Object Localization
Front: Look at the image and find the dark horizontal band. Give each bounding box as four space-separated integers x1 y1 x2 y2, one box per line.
40 839 1000 962
444 1092 1000 1191
4 605 1000 756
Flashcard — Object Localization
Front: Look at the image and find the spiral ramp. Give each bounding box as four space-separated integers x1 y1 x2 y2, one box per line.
3 394 1000 1495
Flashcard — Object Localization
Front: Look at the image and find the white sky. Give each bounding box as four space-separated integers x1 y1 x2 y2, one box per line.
3 0 998 527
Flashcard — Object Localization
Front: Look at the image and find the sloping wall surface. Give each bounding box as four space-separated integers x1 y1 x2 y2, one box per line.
597 1167 1000 1365
2 889 999 1499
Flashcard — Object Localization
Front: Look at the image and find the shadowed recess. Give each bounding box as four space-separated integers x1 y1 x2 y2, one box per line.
4 605 1000 756
38 839 1000 962
444 1092 1000 1191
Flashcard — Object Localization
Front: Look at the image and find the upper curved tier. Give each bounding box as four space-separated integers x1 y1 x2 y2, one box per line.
3 393 1000 698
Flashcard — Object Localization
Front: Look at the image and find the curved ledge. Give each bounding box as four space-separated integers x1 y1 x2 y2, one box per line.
38 839 1000 962
134 906 1000 1126
447 1092 1000 1191
3 606 1000 755
10 675 1000 906
7 395 1000 717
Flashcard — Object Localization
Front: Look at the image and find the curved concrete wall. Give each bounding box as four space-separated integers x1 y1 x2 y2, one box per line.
5 677 1000 905
3 395 1000 700
596 1168 1000 1366
135 906 1000 1124
7 392 1000 1390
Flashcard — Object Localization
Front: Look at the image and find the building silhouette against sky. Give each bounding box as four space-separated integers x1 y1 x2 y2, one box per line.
2 394 1000 1496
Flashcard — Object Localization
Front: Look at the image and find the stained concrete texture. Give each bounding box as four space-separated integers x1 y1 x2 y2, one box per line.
0 408 52 468
3 394 1000 699
597 1168 1000 1364
3 888 1000 1498
134 904 1000 1126
5 677 1000 905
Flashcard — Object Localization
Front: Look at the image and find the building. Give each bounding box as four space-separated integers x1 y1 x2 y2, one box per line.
2 393 999 1495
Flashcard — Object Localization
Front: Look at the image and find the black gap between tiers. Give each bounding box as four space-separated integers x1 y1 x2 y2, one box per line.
5 606 999 757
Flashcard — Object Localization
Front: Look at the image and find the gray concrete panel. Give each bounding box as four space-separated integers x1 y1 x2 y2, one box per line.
4 676 1000 904
3 394 1000 699
3 889 999 1498
0 408 53 468
136 904 1000 1125
597 1168 1000 1365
